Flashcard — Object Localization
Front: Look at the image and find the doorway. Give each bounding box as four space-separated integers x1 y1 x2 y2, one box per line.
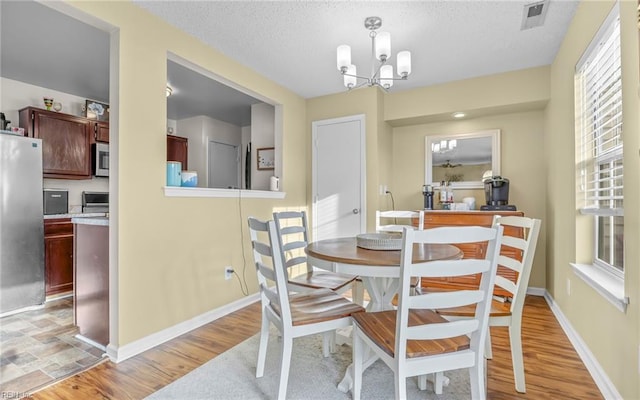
208 141 240 189
311 115 366 240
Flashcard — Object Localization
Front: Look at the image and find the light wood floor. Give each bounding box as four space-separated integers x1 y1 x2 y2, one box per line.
29 295 603 399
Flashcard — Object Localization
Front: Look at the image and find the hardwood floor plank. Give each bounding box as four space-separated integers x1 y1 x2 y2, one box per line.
31 297 603 399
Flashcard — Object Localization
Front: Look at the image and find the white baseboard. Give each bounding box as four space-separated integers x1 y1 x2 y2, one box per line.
543 291 621 400
107 293 259 363
526 286 545 296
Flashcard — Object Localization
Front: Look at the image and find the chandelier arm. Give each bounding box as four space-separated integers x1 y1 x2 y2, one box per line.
341 71 373 81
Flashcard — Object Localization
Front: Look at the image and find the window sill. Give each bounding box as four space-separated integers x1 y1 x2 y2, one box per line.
570 263 628 312
163 186 286 199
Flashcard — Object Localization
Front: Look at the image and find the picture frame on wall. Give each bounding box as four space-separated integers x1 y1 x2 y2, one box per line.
257 147 275 170
84 100 109 121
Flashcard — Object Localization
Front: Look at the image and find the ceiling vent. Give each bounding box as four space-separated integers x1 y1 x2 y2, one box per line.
521 0 549 30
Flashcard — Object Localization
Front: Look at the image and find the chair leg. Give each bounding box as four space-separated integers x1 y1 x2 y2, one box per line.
322 331 336 356
256 314 270 378
352 279 365 306
485 327 493 360
469 361 487 400
277 334 293 400
510 320 526 393
434 372 444 394
417 375 427 391
352 330 363 400
394 371 407 400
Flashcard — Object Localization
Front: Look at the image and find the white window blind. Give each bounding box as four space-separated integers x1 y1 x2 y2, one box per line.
575 11 623 217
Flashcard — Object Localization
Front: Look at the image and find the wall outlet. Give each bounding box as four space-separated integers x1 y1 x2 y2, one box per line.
224 266 234 280
566 278 571 296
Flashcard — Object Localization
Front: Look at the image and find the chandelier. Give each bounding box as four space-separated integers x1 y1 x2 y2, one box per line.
336 16 412 90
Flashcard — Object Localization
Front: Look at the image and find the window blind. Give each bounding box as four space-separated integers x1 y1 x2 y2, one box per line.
576 13 623 217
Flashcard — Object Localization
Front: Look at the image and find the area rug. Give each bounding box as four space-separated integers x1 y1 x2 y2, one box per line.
145 328 471 400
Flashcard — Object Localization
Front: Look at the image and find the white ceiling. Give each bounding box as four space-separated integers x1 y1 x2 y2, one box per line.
1 1 579 126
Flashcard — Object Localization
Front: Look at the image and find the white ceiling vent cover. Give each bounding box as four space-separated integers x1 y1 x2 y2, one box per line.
521 0 550 30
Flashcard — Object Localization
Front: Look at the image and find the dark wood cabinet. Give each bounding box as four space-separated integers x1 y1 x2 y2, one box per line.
92 121 109 143
416 210 525 298
167 135 188 170
19 107 91 179
44 218 74 296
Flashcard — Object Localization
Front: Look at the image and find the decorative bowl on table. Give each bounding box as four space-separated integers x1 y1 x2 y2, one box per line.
356 232 402 251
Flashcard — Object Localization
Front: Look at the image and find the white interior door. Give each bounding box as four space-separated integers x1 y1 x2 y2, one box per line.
312 115 366 240
208 141 240 189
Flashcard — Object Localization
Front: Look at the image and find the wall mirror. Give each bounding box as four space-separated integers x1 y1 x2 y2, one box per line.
425 129 500 189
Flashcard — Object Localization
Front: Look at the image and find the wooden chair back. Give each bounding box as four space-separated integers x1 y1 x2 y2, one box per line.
491 215 541 316
273 210 311 275
247 217 292 328
395 225 503 363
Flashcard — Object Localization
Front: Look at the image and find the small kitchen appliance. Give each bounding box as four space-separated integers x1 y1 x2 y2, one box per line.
481 175 516 211
82 191 109 213
92 142 109 177
43 189 69 215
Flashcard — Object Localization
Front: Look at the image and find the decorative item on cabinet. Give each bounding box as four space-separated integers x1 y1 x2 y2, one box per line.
44 218 74 296
84 100 109 122
167 134 188 170
19 107 92 179
415 210 525 298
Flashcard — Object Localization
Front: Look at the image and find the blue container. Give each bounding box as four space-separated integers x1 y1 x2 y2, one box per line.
166 161 182 186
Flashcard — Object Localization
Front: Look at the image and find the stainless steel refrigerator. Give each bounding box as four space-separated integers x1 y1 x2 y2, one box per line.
0 131 45 314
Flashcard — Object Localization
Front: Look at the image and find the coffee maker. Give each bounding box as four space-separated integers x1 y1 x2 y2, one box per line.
481 175 516 211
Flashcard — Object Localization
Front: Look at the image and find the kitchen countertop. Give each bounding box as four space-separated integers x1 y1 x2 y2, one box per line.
71 216 109 226
44 212 106 220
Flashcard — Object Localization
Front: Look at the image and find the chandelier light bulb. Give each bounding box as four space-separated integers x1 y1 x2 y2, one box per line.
337 45 351 72
344 65 357 88
380 65 394 89
375 31 391 62
397 51 412 77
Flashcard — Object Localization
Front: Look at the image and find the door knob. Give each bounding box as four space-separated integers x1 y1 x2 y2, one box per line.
352 208 360 214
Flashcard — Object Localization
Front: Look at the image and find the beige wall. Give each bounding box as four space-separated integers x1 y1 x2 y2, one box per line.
391 111 546 288
546 1 640 398
306 87 387 234
69 1 307 346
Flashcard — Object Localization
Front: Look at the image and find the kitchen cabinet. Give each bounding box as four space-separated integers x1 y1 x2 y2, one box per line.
92 121 109 143
19 107 91 179
416 210 525 298
44 218 74 296
167 134 188 170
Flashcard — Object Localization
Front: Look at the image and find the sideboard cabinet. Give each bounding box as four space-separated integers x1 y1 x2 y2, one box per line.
416 210 525 298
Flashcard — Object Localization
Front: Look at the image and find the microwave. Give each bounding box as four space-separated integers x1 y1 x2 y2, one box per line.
92 142 109 177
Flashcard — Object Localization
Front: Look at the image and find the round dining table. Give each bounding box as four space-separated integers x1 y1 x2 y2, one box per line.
305 236 463 393
305 237 463 312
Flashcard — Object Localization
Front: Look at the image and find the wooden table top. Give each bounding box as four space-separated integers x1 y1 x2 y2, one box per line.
305 237 462 267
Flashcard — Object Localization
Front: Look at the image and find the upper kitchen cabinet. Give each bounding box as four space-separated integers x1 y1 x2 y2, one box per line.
19 107 92 179
92 121 109 143
167 134 188 170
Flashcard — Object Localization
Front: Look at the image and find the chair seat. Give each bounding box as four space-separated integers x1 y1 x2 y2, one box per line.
352 309 470 358
273 288 364 326
289 271 357 292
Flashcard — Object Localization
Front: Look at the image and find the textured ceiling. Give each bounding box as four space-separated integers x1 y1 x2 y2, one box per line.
134 0 579 99
1 1 579 126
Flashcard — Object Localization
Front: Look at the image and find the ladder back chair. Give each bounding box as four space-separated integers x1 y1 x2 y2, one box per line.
247 217 365 400
435 215 541 393
351 225 503 400
272 210 358 295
